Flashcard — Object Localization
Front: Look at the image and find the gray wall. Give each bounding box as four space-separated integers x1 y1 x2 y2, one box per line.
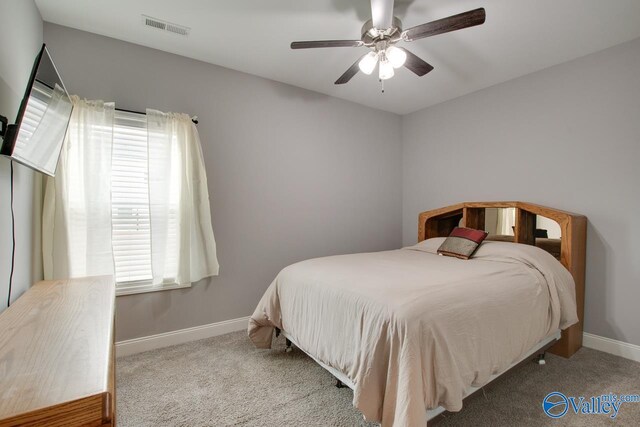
402 37 640 346
43 23 403 341
0 0 43 312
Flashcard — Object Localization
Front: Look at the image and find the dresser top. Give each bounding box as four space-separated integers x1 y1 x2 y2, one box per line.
0 276 115 420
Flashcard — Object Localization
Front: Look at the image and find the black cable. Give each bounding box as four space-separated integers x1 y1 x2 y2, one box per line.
7 161 15 307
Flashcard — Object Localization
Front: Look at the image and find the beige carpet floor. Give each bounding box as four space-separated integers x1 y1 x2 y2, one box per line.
117 331 640 426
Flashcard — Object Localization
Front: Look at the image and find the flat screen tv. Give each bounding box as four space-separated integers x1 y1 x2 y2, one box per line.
0 44 73 176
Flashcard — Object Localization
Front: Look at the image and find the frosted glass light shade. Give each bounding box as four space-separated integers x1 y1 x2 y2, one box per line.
379 59 394 80
358 52 378 75
386 46 407 68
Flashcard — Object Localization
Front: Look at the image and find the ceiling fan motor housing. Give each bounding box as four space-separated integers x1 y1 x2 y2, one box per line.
361 16 403 44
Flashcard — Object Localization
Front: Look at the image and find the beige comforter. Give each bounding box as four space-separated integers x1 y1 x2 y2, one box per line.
248 239 578 426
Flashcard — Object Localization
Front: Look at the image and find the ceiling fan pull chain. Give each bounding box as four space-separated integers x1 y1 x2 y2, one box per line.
380 78 385 94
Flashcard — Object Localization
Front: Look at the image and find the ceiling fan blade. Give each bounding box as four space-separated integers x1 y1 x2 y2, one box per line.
371 0 395 29
399 48 434 76
335 54 366 85
291 40 363 49
402 8 486 42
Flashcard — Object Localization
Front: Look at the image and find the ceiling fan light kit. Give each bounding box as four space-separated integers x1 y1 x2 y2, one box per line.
290 0 486 88
357 43 406 79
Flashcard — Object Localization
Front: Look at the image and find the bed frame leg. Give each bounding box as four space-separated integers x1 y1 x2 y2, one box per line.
285 338 292 353
536 353 546 365
275 327 281 338
336 379 346 388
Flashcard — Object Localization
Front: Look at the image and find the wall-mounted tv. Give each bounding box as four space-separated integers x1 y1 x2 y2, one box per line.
0 44 73 176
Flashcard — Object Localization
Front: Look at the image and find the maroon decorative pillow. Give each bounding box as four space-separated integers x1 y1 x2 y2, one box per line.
437 227 488 259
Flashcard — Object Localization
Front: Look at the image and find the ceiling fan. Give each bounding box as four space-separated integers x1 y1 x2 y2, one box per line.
290 0 485 85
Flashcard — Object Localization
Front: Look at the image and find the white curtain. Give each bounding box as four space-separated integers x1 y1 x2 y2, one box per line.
43 96 116 279
146 109 219 285
43 98 219 286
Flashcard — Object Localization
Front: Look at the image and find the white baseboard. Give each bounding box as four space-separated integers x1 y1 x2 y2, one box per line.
116 316 250 357
583 332 640 363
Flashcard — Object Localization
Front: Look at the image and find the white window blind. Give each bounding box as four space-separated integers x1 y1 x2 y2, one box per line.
111 111 153 285
111 110 180 291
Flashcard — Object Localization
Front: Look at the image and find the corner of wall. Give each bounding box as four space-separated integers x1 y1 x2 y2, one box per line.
0 0 45 312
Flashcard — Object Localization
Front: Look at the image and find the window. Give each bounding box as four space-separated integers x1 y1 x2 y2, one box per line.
111 111 181 294
43 100 219 293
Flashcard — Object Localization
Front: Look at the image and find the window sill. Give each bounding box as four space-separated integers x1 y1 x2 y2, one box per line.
115 282 191 297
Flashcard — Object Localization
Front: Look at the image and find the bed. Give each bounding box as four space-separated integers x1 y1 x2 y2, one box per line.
248 201 586 426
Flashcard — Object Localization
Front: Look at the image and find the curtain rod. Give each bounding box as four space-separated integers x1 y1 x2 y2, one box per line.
115 107 199 124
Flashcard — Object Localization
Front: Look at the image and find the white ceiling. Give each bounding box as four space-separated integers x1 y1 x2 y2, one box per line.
35 0 640 115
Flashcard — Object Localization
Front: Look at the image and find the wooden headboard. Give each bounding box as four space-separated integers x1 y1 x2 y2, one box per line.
418 201 587 358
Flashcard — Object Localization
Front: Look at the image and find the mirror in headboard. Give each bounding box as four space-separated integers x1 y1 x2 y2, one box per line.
484 207 515 236
420 202 567 260
482 207 562 259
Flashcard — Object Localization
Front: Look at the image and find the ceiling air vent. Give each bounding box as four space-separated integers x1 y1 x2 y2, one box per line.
142 15 190 36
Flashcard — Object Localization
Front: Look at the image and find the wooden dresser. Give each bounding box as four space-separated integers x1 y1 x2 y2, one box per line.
0 276 116 426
